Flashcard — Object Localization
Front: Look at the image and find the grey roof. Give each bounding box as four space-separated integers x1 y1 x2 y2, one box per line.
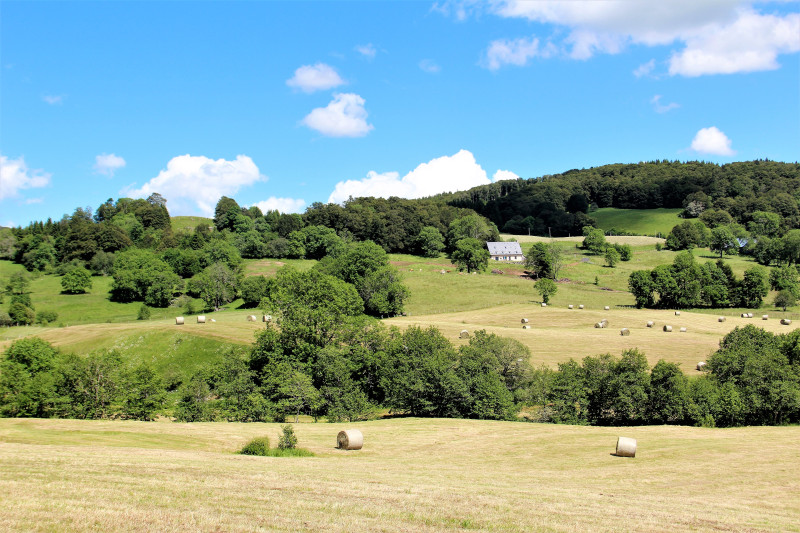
487 242 523 256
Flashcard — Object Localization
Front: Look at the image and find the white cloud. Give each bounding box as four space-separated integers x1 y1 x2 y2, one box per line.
42 95 63 105
286 63 345 93
460 1 800 76
301 93 374 138
419 59 441 73
484 36 542 70
126 154 265 216
24 197 44 204
493 169 520 182
0 155 51 201
328 149 490 203
669 11 800 76
253 197 307 215
355 43 377 59
93 153 126 177
690 126 736 156
633 59 656 78
651 95 680 114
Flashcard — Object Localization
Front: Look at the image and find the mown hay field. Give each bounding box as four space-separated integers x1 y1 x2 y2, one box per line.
1 417 798 532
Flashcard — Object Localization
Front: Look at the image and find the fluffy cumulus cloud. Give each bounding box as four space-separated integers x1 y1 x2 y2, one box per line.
126 154 265 216
668 11 800 76
492 169 520 182
0 155 51 201
301 93 374 137
328 149 490 204
253 197 306 214
461 1 800 76
93 153 126 176
286 63 345 93
690 126 736 156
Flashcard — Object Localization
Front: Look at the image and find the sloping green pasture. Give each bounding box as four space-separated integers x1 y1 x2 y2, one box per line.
591 207 683 236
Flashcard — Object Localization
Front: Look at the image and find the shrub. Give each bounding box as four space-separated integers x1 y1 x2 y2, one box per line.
137 304 151 321
35 310 59 324
277 424 298 450
239 436 270 456
0 312 12 326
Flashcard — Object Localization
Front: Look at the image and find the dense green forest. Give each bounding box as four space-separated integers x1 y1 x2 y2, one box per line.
438 160 800 237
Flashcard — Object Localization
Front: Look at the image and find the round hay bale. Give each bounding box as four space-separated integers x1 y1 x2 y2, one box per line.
762 315 769 320
578 304 584 309
262 315 272 323
337 429 363 450
680 327 688 332
568 304 574 309
210 319 216 323
697 361 707 371
646 321 654 328
663 325 673 332
675 311 681 316
459 329 470 339
522 325 531 330
741 313 748 318
781 318 792 325
604 306 610 310
541 303 547 307
521 318 529 324
175 317 184 325
594 322 605 329
247 315 257 322
615 437 636 458
620 328 630 336
747 313 754 318
718 317 726 322
197 316 206 324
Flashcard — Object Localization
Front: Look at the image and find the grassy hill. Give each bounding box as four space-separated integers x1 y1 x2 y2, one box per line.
591 207 683 236
4 238 796 377
2 417 798 531
170 215 213 234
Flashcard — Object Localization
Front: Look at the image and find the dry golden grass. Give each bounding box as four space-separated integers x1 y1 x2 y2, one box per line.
500 234 666 246
1 417 798 532
387 304 800 373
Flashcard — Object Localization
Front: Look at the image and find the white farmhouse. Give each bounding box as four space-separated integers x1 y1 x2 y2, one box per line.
486 242 524 262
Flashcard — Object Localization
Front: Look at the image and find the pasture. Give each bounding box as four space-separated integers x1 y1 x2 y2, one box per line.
1 417 798 532
590 207 683 236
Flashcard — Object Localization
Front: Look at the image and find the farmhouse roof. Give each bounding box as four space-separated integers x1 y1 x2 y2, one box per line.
486 242 523 256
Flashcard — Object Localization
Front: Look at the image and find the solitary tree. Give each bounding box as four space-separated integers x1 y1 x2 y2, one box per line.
535 278 558 304
582 226 607 254
450 238 489 273
774 290 796 312
61 267 93 294
605 246 621 267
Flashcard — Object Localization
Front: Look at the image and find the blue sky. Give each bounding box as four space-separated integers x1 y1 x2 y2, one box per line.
2 0 798 227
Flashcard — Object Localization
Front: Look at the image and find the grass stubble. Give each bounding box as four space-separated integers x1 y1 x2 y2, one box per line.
1 418 798 532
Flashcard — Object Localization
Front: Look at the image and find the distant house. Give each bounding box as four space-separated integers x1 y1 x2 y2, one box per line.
487 242 524 262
